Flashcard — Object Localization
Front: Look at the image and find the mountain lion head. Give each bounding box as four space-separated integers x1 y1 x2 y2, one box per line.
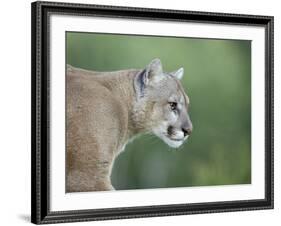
134 58 193 148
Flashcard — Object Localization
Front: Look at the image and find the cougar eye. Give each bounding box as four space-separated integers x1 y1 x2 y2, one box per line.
169 102 177 111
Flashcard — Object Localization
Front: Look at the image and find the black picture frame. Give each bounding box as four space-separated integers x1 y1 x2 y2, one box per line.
31 1 274 224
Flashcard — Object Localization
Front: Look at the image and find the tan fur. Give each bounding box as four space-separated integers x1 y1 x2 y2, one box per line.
66 59 192 192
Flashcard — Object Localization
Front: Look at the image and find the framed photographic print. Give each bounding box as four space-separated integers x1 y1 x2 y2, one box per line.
31 1 274 224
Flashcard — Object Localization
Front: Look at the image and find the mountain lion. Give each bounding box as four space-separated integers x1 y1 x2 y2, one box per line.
66 59 193 192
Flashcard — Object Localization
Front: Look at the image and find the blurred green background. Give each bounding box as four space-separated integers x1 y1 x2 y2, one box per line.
66 32 251 190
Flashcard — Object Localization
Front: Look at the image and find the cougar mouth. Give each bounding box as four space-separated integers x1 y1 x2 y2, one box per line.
165 135 184 142
160 133 185 148
152 127 185 148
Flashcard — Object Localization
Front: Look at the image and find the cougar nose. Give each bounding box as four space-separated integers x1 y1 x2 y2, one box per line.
182 127 192 137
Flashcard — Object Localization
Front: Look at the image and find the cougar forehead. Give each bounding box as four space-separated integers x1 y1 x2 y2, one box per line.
173 77 190 106
147 73 189 105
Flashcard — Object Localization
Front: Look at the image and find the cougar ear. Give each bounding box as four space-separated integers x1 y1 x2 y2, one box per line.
171 67 184 80
134 59 163 99
142 58 163 85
